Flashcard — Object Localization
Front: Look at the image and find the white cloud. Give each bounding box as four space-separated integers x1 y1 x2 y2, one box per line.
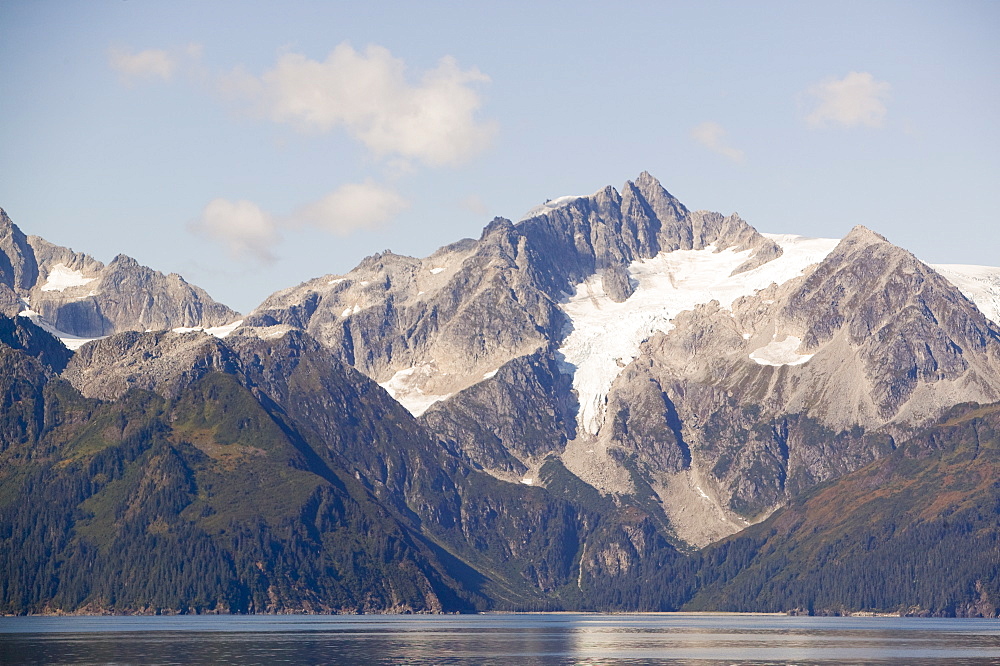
691 122 745 162
189 199 280 264
108 47 175 82
190 181 408 263
804 71 890 129
227 43 496 166
296 180 409 235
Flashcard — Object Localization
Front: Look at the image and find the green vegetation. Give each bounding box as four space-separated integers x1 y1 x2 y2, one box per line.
686 403 1000 616
1 320 998 617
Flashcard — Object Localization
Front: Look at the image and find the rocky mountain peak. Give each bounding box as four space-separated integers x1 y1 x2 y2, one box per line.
841 224 890 247
631 171 689 226
0 209 39 293
109 253 140 268
480 216 514 240
64 329 240 401
593 185 622 209
0 209 241 343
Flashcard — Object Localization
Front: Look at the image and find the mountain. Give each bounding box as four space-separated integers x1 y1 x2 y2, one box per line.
247 172 782 421
0 208 241 348
2 172 1000 616
244 173 1000 548
686 400 1000 617
2 314 703 614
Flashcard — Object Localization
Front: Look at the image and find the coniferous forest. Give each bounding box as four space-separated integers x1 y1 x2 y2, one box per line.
2 313 998 617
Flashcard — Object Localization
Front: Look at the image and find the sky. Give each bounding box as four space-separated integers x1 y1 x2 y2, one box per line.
1 1 998 314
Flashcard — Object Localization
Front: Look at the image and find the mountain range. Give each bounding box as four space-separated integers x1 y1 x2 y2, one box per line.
2 173 998 616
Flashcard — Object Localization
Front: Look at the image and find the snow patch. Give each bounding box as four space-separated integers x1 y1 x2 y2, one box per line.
340 305 363 317
429 267 445 275
379 365 452 417
171 319 244 339
40 263 96 292
933 264 1000 326
520 194 585 221
18 309 104 350
749 335 814 366
521 478 533 486
328 277 347 285
559 234 840 435
482 368 499 380
205 319 244 338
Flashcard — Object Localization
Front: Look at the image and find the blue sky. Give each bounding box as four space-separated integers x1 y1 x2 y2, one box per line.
1 1 997 313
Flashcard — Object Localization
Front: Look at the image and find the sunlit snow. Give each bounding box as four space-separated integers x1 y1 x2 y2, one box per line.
558 234 841 435
172 319 244 338
932 264 1000 326
378 365 452 417
18 308 104 350
40 263 96 292
749 335 814 366
520 195 585 221
429 267 445 274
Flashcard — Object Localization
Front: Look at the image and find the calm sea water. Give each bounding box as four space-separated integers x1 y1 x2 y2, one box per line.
1 613 998 665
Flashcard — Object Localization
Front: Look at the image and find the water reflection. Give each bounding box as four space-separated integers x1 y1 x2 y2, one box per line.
2 613 999 665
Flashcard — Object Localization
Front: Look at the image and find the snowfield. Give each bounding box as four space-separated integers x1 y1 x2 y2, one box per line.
172 319 244 338
558 234 841 435
40 263 96 292
378 364 453 417
931 264 1000 327
18 303 103 350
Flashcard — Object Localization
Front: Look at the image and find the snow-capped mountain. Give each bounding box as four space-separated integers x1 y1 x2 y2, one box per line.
243 172 1000 546
3 172 1000 617
0 208 241 348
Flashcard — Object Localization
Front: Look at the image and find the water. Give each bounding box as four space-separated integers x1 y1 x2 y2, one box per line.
1 613 998 665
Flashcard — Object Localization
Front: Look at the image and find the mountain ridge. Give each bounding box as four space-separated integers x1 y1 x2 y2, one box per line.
236 173 1000 548
2 172 1000 616
0 208 241 347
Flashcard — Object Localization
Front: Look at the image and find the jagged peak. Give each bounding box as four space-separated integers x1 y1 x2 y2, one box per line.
593 185 621 207
109 253 140 267
634 170 661 190
481 216 514 238
632 170 679 199
629 172 689 221
842 225 890 246
0 209 26 239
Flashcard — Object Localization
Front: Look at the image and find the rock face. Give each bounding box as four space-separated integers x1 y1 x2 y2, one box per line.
40 321 696 613
0 208 240 342
3 171 1000 616
587 226 1000 543
3 308 996 617
245 172 1000 549
685 400 1000 616
246 173 782 464
419 348 578 479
